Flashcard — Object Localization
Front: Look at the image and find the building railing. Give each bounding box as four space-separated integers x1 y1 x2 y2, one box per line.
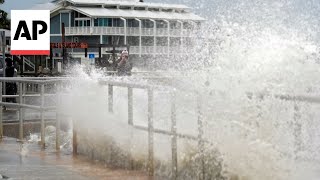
0 78 60 150
0 76 319 179
65 27 194 37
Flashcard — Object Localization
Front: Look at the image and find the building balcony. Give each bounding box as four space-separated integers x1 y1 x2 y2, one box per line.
65 27 195 37
106 46 188 55
69 46 188 57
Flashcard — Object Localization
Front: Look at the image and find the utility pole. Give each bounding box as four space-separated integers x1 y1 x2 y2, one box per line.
1 30 5 77
61 23 66 70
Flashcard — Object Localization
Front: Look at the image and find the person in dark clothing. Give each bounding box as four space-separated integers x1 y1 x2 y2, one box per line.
5 58 17 104
116 50 132 76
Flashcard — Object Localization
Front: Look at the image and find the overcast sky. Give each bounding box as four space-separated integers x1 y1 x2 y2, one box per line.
1 0 319 32
1 0 212 18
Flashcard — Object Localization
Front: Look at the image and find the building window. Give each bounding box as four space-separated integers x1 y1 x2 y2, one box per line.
104 18 109 26
127 19 139 27
108 18 112 26
119 6 131 10
149 8 159 11
98 18 103 26
94 19 98 26
134 7 145 10
113 18 121 27
102 36 113 44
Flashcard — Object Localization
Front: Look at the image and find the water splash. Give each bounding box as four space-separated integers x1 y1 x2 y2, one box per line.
50 0 320 179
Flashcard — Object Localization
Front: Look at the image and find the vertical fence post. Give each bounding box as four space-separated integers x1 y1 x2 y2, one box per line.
73 118 78 155
128 87 133 125
147 88 154 179
293 102 302 159
19 82 23 141
108 84 113 113
171 90 178 180
128 87 134 169
197 93 205 180
56 83 61 151
0 82 2 139
40 83 45 149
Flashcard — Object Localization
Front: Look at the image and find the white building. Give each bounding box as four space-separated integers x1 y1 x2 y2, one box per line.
48 0 205 67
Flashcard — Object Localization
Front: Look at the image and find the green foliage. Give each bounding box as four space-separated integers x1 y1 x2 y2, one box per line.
0 0 10 30
0 10 10 29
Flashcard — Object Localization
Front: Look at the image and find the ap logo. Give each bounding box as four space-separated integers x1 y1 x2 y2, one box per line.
11 10 50 55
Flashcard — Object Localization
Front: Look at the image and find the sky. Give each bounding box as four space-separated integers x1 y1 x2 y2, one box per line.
1 0 50 13
1 0 211 18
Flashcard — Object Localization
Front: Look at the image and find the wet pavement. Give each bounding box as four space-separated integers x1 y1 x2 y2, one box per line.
0 137 149 180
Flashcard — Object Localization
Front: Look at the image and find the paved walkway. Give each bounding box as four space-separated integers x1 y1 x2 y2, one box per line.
0 137 148 180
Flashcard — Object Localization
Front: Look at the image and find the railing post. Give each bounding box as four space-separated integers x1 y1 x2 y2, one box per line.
197 93 205 180
171 90 178 180
0 82 2 139
40 83 45 149
293 102 302 159
19 82 23 141
56 83 61 151
108 84 113 113
73 117 78 155
147 88 154 179
128 87 133 125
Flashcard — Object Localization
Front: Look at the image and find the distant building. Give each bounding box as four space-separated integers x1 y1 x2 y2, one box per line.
0 29 11 53
48 0 205 67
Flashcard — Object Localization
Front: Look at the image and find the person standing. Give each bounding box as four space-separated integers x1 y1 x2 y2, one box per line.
116 50 132 76
5 57 17 104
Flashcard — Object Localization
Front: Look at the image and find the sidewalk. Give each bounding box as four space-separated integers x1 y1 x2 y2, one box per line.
0 137 148 180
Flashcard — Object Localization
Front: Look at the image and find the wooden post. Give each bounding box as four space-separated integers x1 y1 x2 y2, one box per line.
147 89 154 179
73 118 78 155
108 85 113 113
171 91 178 180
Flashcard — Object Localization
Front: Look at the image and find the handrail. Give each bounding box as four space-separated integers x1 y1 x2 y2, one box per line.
0 78 60 150
0 76 319 180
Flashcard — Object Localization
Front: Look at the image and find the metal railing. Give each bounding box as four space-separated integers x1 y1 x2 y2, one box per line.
65 27 194 37
95 79 320 179
0 77 60 150
0 76 319 180
22 56 36 73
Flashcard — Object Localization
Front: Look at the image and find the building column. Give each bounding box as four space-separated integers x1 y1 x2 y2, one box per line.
135 18 142 57
59 13 62 34
69 12 71 34
91 18 94 34
177 20 183 55
149 19 156 57
163 20 170 57
120 17 127 45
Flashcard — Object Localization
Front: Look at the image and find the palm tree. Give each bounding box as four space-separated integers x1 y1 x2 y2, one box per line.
0 0 10 29
0 11 10 29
